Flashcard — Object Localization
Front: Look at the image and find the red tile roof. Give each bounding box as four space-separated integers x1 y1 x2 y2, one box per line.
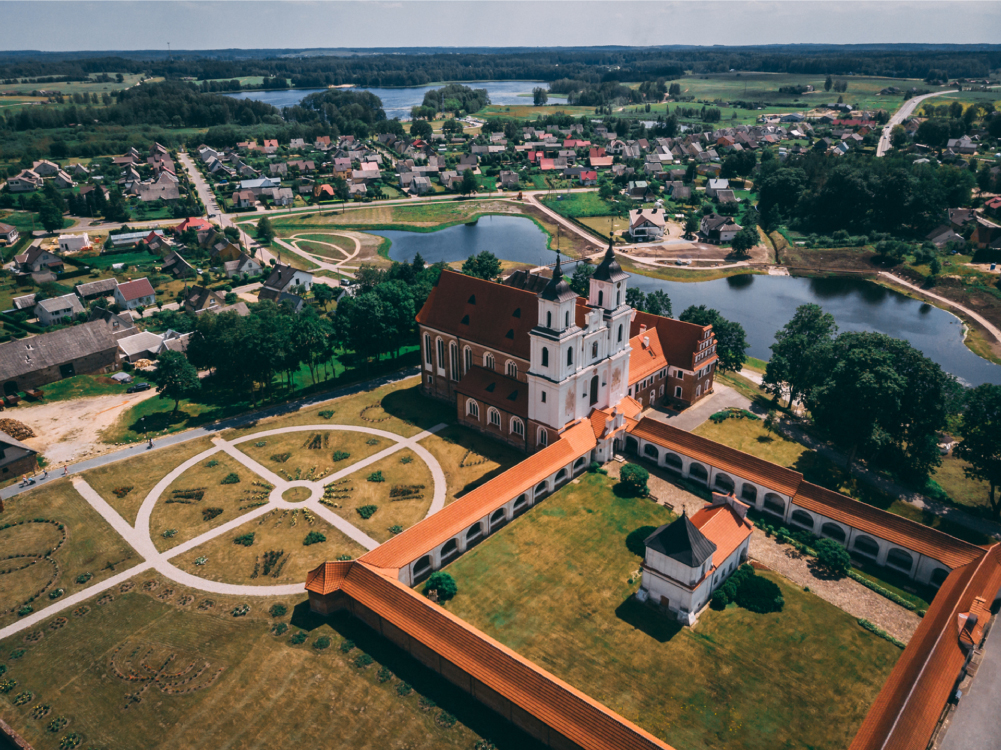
173 217 211 233
305 560 354 594
116 278 155 302
417 270 539 360
454 366 529 419
628 328 668 385
630 311 715 372
850 545 1001 750
691 503 753 570
359 420 596 571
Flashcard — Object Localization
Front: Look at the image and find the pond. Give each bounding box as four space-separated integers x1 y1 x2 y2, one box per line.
226 80 546 119
374 215 558 267
629 274 1001 387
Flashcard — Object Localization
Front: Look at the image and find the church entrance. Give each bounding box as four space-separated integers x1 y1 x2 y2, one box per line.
589 375 599 406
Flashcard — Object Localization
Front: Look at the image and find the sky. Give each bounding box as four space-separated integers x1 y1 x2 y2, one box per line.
3 1 1001 51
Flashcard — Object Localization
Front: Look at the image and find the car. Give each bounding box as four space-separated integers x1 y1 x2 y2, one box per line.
126 382 152 393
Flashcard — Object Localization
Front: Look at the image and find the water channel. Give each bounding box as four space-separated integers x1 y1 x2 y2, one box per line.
373 216 1001 386
226 80 546 119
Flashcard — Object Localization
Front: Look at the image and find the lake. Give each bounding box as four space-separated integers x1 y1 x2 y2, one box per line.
226 80 546 119
375 215 1000 385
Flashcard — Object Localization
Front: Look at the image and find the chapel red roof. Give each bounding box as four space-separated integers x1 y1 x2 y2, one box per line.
630 311 715 372
628 328 668 385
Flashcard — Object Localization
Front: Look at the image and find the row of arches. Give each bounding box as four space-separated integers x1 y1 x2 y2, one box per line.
409 455 590 585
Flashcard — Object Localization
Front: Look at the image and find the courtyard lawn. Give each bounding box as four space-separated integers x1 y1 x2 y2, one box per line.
322 449 434 543
0 580 515 750
171 512 367 585
27 373 126 402
693 416 808 468
930 454 992 515
0 480 140 628
82 437 216 525
237 429 390 482
445 473 899 750
151 452 264 552
419 424 525 503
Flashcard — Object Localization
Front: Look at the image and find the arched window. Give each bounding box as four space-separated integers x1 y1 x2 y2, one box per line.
535 481 548 498
741 483 757 503
713 473 735 493
821 522 846 543
483 352 495 370
853 535 880 558
664 453 683 472
565 311 570 327
449 342 459 381
688 463 709 483
490 508 507 529
790 509 814 529
616 290 621 306
424 333 432 364
598 290 604 306
413 555 433 582
538 428 548 447
591 342 598 359
488 407 501 428
567 347 573 366
546 311 552 328
617 324 623 343
763 493 785 516
436 337 445 368
887 548 914 572
440 538 458 562
644 443 659 460
541 347 549 367
466 399 479 420
506 361 518 378
464 346 472 374
511 418 525 437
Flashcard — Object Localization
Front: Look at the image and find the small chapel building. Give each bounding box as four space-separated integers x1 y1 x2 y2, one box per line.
639 493 753 625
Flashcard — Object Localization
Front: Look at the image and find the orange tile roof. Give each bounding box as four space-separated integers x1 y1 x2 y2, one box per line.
305 560 354 594
850 544 1001 750
631 311 715 372
628 329 668 385
691 503 753 570
793 481 983 570
417 269 538 360
340 561 674 750
590 397 645 440
454 366 529 418
628 417 804 497
359 420 597 570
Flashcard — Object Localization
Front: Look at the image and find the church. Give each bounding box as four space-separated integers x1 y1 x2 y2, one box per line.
417 244 719 453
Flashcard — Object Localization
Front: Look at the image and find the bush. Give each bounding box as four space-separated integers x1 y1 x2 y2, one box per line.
367 470 385 483
354 653 374 668
221 472 240 484
17 605 32 617
356 505 378 519
269 603 287 618
207 459 219 467
340 639 355 653
389 525 403 535
423 571 458 602
303 530 326 546
396 681 413 697
313 636 331 650
618 463 649 496
378 666 392 683
234 533 255 547
75 573 92 584
271 622 289 636
332 451 350 461
289 631 308 645
735 574 784 614
815 538 851 578
319 410 335 419
710 589 729 610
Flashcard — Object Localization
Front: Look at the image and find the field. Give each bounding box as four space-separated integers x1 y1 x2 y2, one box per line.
419 424 525 502
0 73 148 95
0 480 140 628
444 472 900 750
237 429 391 480
270 198 524 231
0 574 521 750
25 373 127 402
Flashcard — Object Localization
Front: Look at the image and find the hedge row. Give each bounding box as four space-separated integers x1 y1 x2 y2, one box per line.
847 570 920 613
858 618 906 649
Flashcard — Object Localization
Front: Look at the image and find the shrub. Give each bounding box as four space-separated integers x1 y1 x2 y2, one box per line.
618 463 649 497
815 539 852 579
111 486 133 497
202 507 223 521
162 529 178 539
340 639 355 653
289 631 307 645
231 604 249 617
206 459 219 467
354 653 374 668
75 573 92 584
735 574 784 614
48 588 64 600
332 451 350 461
269 603 287 618
17 605 32 617
389 525 404 535
367 470 385 483
319 410 335 419
255 441 267 447
234 533 255 547
419 696 436 711
436 711 457 728
423 571 458 602
313 636 331 650
396 681 413 697
271 622 289 636
303 531 326 546
378 666 392 683
587 461 607 474
356 505 378 519
710 589 729 610
221 472 240 484
400 455 413 464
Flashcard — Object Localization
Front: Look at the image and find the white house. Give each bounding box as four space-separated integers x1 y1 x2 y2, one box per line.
259 264 313 302
35 293 85 327
628 208 667 241
706 178 730 198
113 278 156 310
58 233 90 253
638 493 753 626
0 222 18 246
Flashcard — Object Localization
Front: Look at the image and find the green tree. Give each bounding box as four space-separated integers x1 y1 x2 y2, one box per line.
312 282 335 309
461 251 501 280
824 75 833 92
679 305 747 374
954 384 1001 519
814 539 851 579
683 214 699 239
409 120 433 140
763 303 838 408
256 216 275 243
150 350 201 415
729 226 759 257
569 262 594 296
38 201 64 232
103 188 129 223
890 125 908 150
442 118 463 136
459 168 479 197
423 571 457 602
618 463 649 497
625 287 646 311
533 87 549 106
645 289 672 317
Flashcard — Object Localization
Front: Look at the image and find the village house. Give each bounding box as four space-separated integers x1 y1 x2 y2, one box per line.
0 321 119 392
0 430 38 480
117 331 165 363
8 169 43 192
161 250 197 279
700 214 742 244
35 293 85 327
223 253 262 279
87 306 136 341
74 278 119 301
58 233 90 253
0 222 19 245
113 278 156 310
232 190 255 209
182 285 226 314
629 208 667 241
31 160 60 177
705 178 729 198
133 172 180 202
14 245 64 275
259 263 313 302
498 170 519 189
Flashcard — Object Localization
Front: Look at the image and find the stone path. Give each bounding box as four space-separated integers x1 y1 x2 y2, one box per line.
644 382 757 431
0 422 447 643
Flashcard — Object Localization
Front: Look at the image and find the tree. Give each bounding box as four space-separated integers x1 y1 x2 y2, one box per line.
461 251 501 280
459 168 479 197
735 574 784 613
763 303 838 408
442 118 463 136
150 350 201 415
256 216 275 243
824 75 833 92
805 332 956 479
423 571 457 603
814 539 851 579
312 282 335 309
729 226 759 257
890 125 908 150
645 289 672 317
625 287 646 311
533 87 548 106
679 305 747 374
954 384 1001 519
569 262 594 296
763 409 778 438
38 201 64 233
409 119 433 140
618 463 649 497
683 214 699 239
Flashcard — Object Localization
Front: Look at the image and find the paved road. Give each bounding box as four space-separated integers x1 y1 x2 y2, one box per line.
880 271 1001 346
877 90 952 157
646 383 756 431
940 622 1001 750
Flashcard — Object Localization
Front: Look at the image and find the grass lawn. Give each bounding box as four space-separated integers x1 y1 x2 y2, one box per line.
272 199 522 230
171 511 367 585
321 449 434 543
540 192 618 219
419 424 525 503
445 473 899 750
82 437 217 525
579 214 631 237
0 579 510 750
0 480 139 628
237 429 391 482
151 452 265 552
27 373 126 402
931 454 991 514
693 417 807 467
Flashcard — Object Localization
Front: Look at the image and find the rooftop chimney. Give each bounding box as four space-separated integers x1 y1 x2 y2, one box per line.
639 324 647 334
